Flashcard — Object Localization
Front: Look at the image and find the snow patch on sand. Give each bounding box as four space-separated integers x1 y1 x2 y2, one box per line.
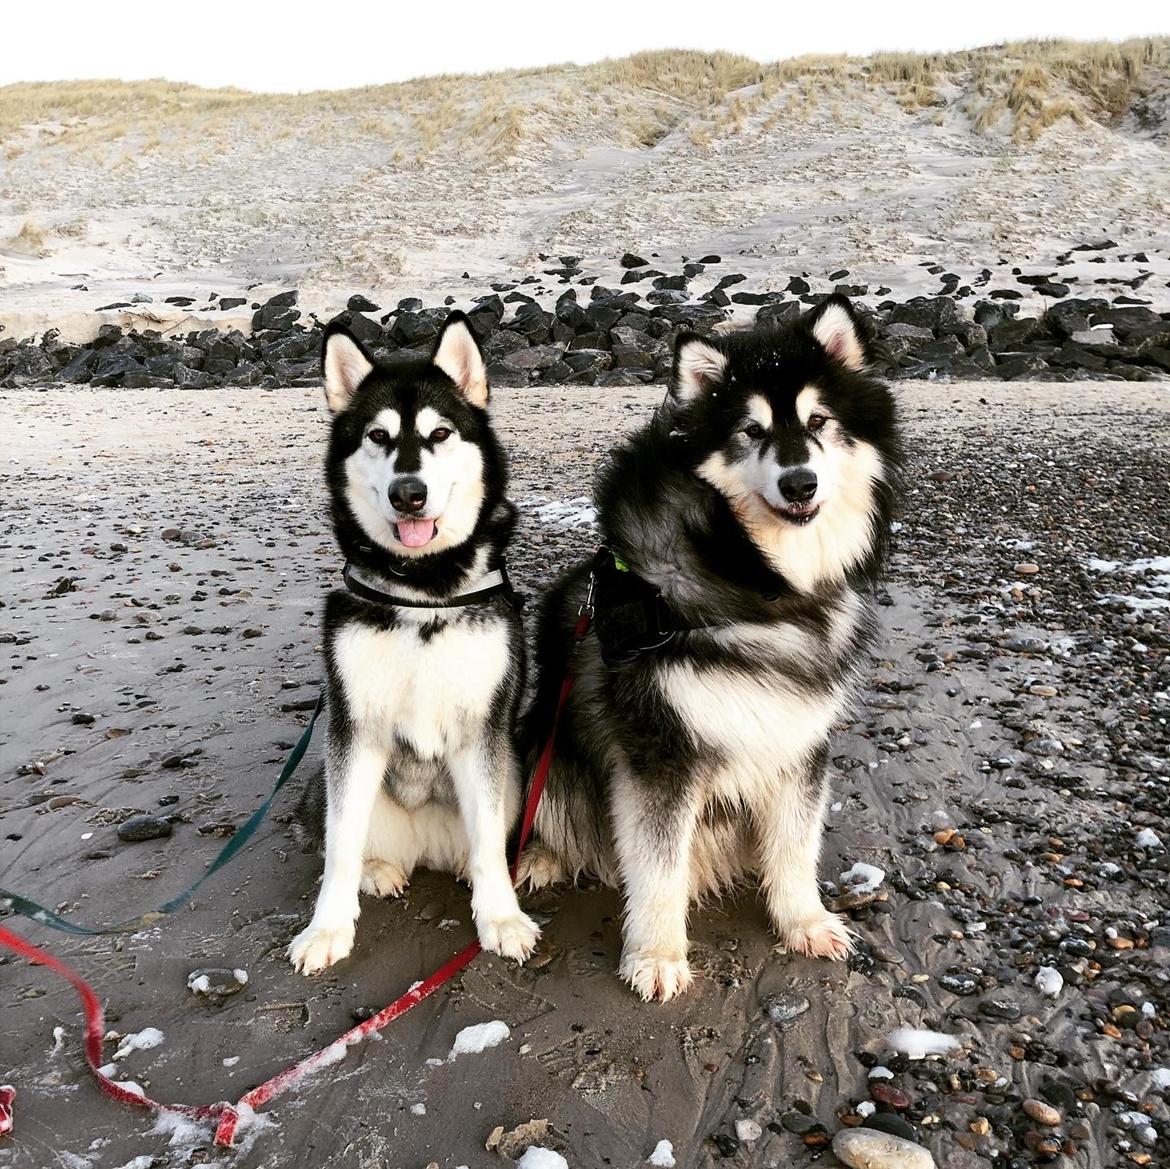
529 497 597 531
886 1027 963 1060
448 1020 510 1060
647 1139 676 1166
113 1027 164 1062
517 1149 569 1169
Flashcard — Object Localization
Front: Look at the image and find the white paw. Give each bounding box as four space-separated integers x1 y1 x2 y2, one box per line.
478 912 541 963
513 845 566 892
360 859 409 898
619 947 693 1002
287 921 355 975
777 912 854 961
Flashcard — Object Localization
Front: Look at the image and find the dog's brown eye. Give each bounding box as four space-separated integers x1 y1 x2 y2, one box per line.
743 421 765 440
430 427 452 443
807 413 829 432
367 427 389 445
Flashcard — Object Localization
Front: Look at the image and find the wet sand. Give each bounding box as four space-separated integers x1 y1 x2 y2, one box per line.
1 381 1168 1168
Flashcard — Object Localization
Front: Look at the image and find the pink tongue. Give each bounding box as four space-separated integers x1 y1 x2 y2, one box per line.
396 518 436 548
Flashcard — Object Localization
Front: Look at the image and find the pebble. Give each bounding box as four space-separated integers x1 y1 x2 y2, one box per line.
764 992 811 1024
186 967 248 996
734 1119 762 1143
832 1127 935 1169
116 814 173 843
1014 563 1040 575
1022 1098 1061 1126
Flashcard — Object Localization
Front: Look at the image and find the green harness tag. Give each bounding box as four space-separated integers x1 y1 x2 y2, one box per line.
611 552 630 572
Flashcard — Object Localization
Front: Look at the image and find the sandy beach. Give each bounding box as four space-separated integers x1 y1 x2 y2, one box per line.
2 379 1167 1168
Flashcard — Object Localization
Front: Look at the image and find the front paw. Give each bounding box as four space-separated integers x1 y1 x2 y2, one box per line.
288 921 355 974
619 947 693 1002
776 912 854 961
478 912 541 963
360 859 409 898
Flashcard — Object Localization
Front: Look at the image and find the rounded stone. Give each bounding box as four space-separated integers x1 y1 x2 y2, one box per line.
116 814 173 843
832 1127 936 1168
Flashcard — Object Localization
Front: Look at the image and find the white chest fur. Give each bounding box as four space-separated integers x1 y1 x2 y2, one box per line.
333 616 510 757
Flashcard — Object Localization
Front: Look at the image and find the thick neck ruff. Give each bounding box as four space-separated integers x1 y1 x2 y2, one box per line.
342 560 520 611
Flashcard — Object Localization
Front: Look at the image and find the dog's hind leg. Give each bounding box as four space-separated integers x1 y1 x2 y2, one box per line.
288 734 389 975
514 843 568 891
612 772 699 1002
450 738 540 963
752 754 852 961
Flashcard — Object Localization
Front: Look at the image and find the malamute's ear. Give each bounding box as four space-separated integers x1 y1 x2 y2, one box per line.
322 324 375 413
432 311 488 408
670 332 728 404
808 295 869 372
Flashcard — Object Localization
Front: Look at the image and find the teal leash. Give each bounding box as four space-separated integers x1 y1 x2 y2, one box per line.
0 694 323 936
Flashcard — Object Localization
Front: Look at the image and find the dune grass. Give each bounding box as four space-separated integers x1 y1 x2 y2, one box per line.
0 38 1165 163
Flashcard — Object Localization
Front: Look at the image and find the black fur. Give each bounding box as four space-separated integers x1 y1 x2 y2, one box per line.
523 297 904 950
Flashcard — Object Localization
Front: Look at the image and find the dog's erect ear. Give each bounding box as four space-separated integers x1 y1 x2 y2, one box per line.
432 311 488 408
670 332 729 404
808 295 869 372
322 324 375 413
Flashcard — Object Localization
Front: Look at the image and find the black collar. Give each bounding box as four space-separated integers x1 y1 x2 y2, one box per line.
342 560 522 611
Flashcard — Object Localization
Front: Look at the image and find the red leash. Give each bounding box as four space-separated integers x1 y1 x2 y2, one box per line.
1 608 592 1148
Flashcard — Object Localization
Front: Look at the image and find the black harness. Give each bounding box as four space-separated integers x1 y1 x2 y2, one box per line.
342 559 522 611
589 547 718 665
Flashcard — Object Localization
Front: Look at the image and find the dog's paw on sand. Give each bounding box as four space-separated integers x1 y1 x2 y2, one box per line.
776 913 854 960
360 859 409 898
619 948 693 1002
478 912 541 962
288 922 355 974
513 845 566 891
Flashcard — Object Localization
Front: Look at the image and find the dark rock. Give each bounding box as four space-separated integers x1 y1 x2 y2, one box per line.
347 294 380 313
731 291 781 305
786 276 810 294
828 268 849 281
699 254 721 264
620 252 648 268
714 274 747 291
219 297 247 311
117 814 173 843
652 275 688 291
756 302 802 327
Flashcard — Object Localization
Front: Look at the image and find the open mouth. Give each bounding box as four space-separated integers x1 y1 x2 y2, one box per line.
762 497 821 526
393 517 439 548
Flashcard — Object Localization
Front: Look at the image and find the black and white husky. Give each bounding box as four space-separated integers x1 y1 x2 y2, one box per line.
288 312 539 975
519 296 902 1001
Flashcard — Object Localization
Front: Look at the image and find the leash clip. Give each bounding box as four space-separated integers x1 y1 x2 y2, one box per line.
579 569 597 620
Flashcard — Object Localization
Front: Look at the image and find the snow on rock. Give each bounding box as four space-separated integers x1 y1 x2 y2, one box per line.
647 1139 676 1166
448 1020 511 1061
1150 1068 1170 1089
113 1027 164 1062
1136 828 1162 849
530 497 597 531
516 1149 569 1169
111 1158 155 1169
1035 966 1064 997
885 1027 963 1060
839 862 885 894
410 1102 426 1116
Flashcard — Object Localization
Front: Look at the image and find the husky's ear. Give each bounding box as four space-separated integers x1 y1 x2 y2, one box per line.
808 295 869 372
322 324 375 413
432 311 488 408
670 332 728 404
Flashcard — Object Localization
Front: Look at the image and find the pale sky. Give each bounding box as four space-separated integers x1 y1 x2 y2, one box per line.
3 0 1166 92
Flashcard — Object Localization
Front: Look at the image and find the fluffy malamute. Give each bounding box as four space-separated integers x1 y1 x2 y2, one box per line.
289 312 539 974
519 296 902 1000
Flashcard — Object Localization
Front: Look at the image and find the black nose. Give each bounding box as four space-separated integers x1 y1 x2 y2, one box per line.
778 467 817 504
389 476 427 513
